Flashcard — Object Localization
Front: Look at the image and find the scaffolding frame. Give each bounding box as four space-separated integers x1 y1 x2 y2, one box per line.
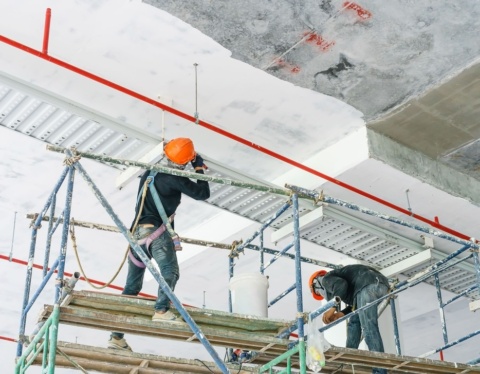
14 148 480 373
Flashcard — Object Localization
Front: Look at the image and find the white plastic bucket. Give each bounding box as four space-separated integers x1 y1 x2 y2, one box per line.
229 273 269 317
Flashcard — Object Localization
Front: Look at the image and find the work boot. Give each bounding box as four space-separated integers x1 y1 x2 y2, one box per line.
152 309 184 323
108 336 132 351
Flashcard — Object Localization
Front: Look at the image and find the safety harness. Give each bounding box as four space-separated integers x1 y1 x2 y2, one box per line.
129 170 182 268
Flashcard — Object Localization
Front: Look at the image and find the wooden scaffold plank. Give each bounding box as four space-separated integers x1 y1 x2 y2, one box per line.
255 346 480 374
32 341 259 374
36 290 480 374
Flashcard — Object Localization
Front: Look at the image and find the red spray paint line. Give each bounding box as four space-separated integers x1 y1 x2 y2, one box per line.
304 32 335 52
343 2 372 20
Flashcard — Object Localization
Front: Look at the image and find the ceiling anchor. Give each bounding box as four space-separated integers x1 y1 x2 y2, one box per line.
405 189 413 216
193 62 200 124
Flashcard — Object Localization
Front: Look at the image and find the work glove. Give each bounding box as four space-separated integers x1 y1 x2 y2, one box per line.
191 153 207 170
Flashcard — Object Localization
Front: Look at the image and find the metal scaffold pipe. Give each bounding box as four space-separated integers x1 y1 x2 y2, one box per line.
26 213 336 268
285 183 480 249
46 145 290 197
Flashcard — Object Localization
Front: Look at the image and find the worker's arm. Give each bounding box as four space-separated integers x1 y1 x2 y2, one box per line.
322 275 349 301
321 274 350 324
322 308 346 324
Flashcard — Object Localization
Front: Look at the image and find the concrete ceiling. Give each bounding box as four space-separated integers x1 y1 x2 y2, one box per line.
144 0 480 205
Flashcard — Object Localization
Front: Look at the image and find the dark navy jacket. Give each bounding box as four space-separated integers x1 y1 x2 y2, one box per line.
322 264 389 314
133 169 210 228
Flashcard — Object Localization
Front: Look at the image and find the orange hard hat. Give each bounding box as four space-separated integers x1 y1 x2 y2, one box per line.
309 270 328 300
164 138 196 165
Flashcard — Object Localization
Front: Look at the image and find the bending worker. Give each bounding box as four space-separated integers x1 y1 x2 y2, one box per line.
109 137 210 351
309 264 389 374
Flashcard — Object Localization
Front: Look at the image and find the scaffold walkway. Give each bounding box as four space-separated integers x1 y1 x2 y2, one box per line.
38 290 293 356
35 291 480 374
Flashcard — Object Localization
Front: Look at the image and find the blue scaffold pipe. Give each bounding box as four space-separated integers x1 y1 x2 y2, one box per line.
70 156 231 374
245 243 340 269
308 297 342 322
281 297 340 341
263 243 294 271
227 255 235 363
434 274 448 345
389 297 401 355
43 195 57 278
259 231 265 274
228 256 234 313
268 283 296 308
21 258 59 319
54 167 75 304
16 166 69 358
234 201 291 254
473 250 480 294
467 356 480 365
292 195 305 342
443 284 478 308
43 210 64 274
419 329 480 358
285 184 480 250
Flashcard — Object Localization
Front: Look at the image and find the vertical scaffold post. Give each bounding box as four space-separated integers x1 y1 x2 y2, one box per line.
473 246 480 294
389 297 401 355
54 166 75 304
260 231 265 274
43 195 57 277
16 166 69 358
434 273 448 349
292 193 306 372
228 256 234 313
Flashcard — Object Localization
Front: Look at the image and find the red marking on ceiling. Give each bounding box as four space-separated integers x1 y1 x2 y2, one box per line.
275 58 301 74
304 32 335 52
290 65 301 74
343 2 372 20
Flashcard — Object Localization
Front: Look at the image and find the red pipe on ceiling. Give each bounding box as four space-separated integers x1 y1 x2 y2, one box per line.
0 20 472 242
42 8 51 54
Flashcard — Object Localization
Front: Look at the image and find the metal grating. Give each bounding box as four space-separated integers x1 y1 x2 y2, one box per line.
1 72 478 302
0 85 153 164
205 173 479 300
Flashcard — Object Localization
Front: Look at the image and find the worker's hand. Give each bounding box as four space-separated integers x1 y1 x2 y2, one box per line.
331 311 345 322
191 154 207 170
322 307 337 324
322 308 345 324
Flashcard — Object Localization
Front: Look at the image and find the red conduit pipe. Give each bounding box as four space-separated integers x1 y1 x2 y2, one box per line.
0 335 17 342
0 33 472 242
42 8 51 54
0 254 154 298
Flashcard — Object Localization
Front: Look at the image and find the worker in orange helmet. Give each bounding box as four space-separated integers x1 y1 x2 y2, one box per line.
309 264 389 374
108 138 210 351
